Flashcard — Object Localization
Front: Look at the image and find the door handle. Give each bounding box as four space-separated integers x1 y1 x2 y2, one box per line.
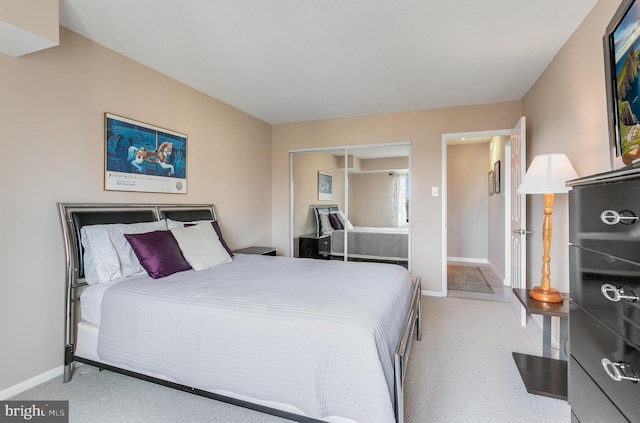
512 229 531 235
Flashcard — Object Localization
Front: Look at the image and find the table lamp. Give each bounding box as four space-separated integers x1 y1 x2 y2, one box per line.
517 153 578 303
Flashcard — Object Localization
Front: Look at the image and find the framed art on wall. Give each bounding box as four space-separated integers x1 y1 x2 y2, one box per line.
318 171 332 200
105 113 187 194
603 0 640 168
493 160 501 194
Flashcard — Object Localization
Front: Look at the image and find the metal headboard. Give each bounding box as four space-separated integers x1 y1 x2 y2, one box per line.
57 202 217 382
310 204 340 234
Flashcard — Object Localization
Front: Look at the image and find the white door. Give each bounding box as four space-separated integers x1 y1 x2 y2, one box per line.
507 117 528 325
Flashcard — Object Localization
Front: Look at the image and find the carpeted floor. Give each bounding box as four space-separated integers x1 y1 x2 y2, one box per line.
447 263 494 293
9 296 570 422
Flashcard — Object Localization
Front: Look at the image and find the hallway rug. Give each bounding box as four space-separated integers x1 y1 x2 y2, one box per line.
447 264 494 293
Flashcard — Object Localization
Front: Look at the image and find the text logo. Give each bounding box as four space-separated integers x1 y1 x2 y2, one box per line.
0 401 68 423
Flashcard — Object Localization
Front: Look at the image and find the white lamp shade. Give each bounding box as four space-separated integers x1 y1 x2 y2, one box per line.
517 153 578 194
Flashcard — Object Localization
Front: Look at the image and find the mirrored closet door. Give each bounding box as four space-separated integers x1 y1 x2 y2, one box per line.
290 143 411 269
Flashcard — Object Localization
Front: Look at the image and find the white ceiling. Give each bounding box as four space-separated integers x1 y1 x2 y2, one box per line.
59 0 599 125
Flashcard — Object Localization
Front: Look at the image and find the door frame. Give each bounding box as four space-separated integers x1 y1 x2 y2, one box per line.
441 129 512 297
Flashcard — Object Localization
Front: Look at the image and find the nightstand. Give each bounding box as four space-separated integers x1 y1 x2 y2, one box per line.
512 288 569 401
233 246 276 256
298 234 331 259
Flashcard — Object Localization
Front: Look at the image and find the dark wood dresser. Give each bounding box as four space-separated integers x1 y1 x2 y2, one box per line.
567 167 640 423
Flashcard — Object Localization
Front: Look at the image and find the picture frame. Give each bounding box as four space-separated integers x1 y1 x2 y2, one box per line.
488 170 494 196
318 171 332 200
603 0 640 169
493 160 501 194
105 113 187 194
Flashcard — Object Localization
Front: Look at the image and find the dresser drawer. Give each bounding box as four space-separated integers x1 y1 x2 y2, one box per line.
569 179 640 263
569 356 629 423
570 246 640 347
570 304 640 422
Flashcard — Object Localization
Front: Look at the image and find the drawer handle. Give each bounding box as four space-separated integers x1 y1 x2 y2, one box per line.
601 284 639 302
600 209 638 225
601 358 640 383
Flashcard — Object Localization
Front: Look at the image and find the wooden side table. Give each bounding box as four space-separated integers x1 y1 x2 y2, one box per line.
233 246 276 256
512 288 569 400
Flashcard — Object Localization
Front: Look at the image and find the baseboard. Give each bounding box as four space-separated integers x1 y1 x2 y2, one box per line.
447 256 488 264
422 289 445 297
486 261 506 285
0 366 63 400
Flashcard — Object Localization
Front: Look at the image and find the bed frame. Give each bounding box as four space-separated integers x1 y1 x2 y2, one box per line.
58 202 422 423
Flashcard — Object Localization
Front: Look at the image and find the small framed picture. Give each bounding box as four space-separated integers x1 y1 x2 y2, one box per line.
493 160 501 194
318 171 332 200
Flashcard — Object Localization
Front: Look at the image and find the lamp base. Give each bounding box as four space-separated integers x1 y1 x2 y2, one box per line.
529 286 564 303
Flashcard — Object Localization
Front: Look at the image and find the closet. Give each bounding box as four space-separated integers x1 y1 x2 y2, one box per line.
290 143 411 268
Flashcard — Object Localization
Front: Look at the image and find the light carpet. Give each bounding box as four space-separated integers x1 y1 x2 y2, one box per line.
447 264 494 293
11 296 570 422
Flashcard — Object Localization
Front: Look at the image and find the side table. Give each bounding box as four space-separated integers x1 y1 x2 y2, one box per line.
233 246 276 256
512 288 569 400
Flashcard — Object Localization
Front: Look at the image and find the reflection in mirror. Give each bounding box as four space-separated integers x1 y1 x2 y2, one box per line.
291 143 410 269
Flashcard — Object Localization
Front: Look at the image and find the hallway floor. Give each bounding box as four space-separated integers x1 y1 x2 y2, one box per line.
446 261 510 303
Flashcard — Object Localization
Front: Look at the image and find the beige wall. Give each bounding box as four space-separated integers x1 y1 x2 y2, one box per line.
0 0 59 57
447 143 490 261
0 28 272 393
520 0 621 294
272 102 522 294
349 172 394 226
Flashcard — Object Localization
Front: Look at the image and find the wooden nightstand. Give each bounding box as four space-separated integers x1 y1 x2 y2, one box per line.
298 234 331 259
233 246 276 256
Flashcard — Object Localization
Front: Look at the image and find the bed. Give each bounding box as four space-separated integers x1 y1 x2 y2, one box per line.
312 205 408 264
58 203 422 423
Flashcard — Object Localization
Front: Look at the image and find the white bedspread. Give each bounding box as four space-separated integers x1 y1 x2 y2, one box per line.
96 254 413 423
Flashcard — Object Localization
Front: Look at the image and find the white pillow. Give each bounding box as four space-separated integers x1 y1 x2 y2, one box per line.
170 222 232 271
319 214 333 234
335 211 354 230
81 220 168 284
166 218 211 229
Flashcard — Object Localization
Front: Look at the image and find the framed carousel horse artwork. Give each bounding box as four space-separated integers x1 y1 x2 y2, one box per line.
104 113 187 194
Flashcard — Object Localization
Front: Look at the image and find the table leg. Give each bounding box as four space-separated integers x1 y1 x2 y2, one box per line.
559 316 568 361
543 315 551 358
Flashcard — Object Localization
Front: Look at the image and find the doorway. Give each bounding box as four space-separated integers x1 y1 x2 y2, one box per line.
441 129 511 301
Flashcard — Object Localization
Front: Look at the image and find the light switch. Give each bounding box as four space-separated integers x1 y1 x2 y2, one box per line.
432 186 439 196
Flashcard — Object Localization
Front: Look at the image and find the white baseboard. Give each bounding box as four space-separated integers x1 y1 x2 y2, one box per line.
447 256 488 264
422 289 445 297
486 261 507 286
0 366 63 400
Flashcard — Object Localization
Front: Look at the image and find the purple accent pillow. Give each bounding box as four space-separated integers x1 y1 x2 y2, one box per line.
124 230 192 279
212 221 234 257
328 213 343 230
